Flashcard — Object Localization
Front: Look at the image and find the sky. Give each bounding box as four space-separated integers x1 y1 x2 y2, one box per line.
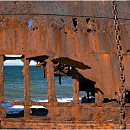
4 20 36 66
4 56 36 66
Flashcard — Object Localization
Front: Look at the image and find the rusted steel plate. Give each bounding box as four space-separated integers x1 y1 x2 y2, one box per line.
53 57 91 69
0 1 129 100
0 1 129 129
0 2 129 18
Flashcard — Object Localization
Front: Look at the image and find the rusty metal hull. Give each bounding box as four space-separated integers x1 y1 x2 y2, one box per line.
0 1 130 129
1 104 130 129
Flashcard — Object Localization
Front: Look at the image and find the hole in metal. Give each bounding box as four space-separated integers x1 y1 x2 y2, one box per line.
87 29 91 32
86 18 90 24
73 18 77 28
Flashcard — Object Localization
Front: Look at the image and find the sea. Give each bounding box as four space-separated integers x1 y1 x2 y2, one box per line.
1 66 88 114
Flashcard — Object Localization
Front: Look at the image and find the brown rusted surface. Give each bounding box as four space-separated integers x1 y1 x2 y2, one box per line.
0 1 129 99
1 104 130 129
46 58 57 103
71 68 79 103
0 55 4 103
0 55 6 120
22 57 31 118
0 1 130 129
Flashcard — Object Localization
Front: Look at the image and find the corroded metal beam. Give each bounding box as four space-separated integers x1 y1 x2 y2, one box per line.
46 58 57 102
0 55 6 119
22 57 30 118
0 55 4 103
71 68 79 103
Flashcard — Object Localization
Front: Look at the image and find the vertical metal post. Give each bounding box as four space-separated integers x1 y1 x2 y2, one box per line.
46 58 57 102
95 84 98 104
22 57 30 118
71 68 79 103
0 55 6 118
95 84 103 106
0 55 4 105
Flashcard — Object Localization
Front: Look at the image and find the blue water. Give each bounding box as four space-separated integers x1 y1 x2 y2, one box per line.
4 66 77 101
1 66 90 114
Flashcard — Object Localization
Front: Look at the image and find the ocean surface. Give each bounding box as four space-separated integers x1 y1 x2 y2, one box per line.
1 66 88 114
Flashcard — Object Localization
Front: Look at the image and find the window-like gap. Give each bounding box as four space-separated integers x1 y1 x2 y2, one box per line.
74 29 78 32
32 27 38 31
28 19 33 31
61 18 64 22
29 65 48 102
87 29 91 32
73 18 77 28
3 58 24 117
126 90 130 103
64 32 68 34
30 106 48 117
86 18 90 24
4 65 24 101
55 76 73 102
79 75 95 103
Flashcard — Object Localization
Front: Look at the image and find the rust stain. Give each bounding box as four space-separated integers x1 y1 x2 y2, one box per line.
0 1 130 129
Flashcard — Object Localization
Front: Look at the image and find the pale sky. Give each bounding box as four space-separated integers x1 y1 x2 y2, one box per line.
4 55 36 66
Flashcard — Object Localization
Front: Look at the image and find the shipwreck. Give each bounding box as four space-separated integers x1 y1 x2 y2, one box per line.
0 1 130 129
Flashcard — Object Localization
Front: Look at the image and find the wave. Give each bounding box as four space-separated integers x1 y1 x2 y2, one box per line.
1 96 95 114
